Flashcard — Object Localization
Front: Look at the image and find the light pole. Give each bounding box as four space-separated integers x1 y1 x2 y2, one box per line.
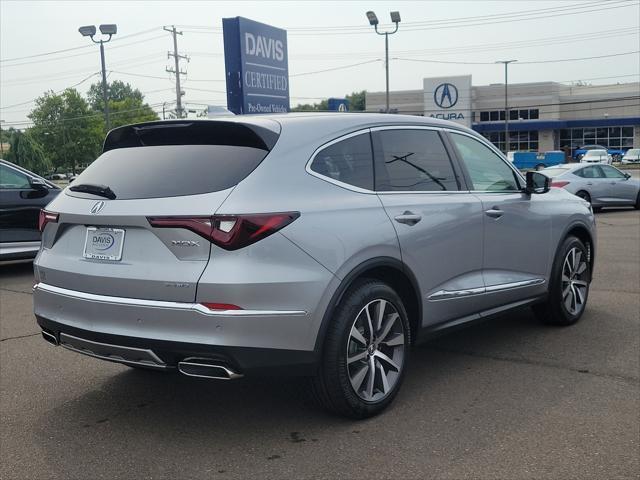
496 59 517 153
79 24 117 131
366 11 401 114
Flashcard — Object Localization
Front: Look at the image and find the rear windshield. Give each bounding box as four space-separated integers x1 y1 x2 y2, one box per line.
67 144 267 199
542 167 570 177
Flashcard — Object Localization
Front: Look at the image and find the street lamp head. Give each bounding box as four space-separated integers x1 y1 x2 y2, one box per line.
390 11 401 23
366 11 379 26
99 24 117 35
78 25 96 37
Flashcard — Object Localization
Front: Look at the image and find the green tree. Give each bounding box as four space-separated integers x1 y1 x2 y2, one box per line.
88 80 159 130
291 99 328 112
346 90 366 111
4 129 51 175
29 88 103 173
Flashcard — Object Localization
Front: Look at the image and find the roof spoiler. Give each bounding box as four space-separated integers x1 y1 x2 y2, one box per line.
103 120 280 153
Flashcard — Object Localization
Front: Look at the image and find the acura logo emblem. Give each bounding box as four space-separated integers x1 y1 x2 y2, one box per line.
90 201 106 214
434 83 459 109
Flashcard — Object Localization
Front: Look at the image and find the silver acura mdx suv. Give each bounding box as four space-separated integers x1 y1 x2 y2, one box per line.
33 114 596 418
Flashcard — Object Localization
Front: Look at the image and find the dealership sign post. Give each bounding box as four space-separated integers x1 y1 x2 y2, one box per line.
222 17 290 114
423 75 472 128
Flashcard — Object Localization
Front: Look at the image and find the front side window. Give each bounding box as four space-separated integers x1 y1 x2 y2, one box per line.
373 129 458 192
600 165 626 179
450 133 521 192
0 165 30 189
310 133 374 190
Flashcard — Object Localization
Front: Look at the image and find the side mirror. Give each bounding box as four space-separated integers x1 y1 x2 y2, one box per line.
624 173 631 179
525 171 550 195
29 177 48 190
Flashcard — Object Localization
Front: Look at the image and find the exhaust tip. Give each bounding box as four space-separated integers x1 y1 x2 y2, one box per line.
178 357 243 380
41 329 59 346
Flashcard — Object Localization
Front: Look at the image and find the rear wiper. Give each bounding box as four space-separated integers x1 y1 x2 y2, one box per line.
69 183 116 199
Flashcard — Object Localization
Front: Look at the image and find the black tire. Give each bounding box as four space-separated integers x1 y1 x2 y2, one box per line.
311 279 411 419
635 192 639 210
576 190 600 211
533 236 591 326
576 190 590 203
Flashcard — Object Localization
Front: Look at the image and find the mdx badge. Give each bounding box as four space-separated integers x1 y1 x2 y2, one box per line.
171 240 200 247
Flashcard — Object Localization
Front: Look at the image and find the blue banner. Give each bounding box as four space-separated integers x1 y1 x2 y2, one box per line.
328 98 349 112
222 17 290 115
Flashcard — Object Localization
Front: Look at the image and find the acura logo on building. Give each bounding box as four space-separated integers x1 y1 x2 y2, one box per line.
90 201 106 214
434 83 459 109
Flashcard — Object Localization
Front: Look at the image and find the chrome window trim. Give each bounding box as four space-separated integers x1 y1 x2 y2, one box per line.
428 278 545 301
34 283 307 317
306 125 472 195
444 127 526 192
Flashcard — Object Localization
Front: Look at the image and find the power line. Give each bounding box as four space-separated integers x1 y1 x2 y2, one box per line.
179 1 638 35
290 59 382 77
2 54 166 86
1 35 168 68
0 72 101 110
0 27 164 63
394 50 640 66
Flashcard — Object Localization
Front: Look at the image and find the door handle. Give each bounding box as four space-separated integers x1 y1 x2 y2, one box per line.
586 182 593 185
394 211 422 226
485 208 504 219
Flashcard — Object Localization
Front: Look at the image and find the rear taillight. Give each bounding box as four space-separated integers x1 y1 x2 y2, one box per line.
551 181 570 188
148 212 299 251
38 210 59 232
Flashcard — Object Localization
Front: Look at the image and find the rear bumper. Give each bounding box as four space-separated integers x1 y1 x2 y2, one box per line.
33 282 318 375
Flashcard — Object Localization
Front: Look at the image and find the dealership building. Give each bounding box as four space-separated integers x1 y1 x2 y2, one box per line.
365 76 640 154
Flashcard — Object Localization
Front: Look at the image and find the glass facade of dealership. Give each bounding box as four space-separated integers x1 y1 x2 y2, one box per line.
366 79 640 154
558 126 635 149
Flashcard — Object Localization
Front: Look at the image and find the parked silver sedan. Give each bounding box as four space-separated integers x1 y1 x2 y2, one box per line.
542 163 640 210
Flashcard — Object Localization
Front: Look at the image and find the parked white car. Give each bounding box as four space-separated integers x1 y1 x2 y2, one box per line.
581 149 611 164
622 148 640 164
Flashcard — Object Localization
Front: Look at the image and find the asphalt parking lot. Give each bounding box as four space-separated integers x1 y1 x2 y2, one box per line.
1 209 639 479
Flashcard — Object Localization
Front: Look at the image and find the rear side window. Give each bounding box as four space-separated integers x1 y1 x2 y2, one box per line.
373 129 458 191
310 133 374 190
70 145 268 200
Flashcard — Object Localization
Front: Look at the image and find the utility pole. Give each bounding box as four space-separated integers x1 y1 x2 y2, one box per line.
164 25 188 119
496 59 517 153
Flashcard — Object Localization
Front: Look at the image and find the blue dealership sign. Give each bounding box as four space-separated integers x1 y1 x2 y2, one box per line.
222 17 290 114
328 98 349 112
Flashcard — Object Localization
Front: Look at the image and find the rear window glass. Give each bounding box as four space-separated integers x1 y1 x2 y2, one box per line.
68 145 267 200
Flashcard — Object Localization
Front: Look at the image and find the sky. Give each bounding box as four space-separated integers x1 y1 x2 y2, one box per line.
1 0 639 127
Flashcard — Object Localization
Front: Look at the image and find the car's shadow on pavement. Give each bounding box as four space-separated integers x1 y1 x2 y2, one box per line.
32 308 545 475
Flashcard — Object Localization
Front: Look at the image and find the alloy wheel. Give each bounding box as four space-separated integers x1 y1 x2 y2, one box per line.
346 299 406 402
561 247 589 316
